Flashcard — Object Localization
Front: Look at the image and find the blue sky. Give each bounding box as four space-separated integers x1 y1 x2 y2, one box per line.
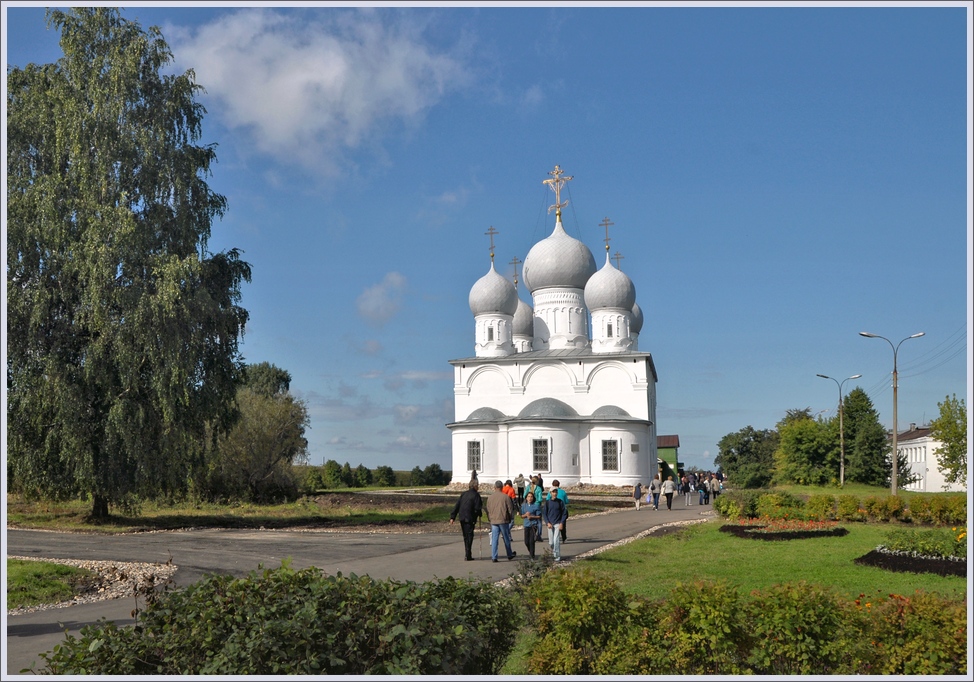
4 3 971 472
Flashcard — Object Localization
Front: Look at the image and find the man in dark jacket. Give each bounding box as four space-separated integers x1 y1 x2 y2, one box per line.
542 482 568 562
450 479 483 561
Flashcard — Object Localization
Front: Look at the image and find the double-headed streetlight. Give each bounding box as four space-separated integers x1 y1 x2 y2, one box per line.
859 331 925 496
816 373 862 487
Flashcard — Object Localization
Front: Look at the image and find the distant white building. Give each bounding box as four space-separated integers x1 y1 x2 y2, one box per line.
898 423 966 493
447 166 658 487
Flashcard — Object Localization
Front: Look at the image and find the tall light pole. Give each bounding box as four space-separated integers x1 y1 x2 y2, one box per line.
859 331 925 496
817 373 862 487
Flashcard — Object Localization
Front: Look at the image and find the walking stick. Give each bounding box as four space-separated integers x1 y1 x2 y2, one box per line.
478 518 483 560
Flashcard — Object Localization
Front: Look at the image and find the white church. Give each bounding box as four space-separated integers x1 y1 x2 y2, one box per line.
448 166 659 487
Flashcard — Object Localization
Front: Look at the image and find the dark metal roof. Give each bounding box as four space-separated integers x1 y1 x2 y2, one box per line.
895 426 935 442
657 435 680 448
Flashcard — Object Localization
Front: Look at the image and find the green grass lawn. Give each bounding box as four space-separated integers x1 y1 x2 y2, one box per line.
581 519 967 601
5 495 458 532
6 559 94 610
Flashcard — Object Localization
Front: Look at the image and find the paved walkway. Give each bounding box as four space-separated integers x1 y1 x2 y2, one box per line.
5 499 716 676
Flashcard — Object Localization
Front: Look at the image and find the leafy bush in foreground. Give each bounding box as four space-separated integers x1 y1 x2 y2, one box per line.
36 563 519 675
528 571 966 675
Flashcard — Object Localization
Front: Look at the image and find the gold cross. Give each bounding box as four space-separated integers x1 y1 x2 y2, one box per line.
543 165 573 217
613 251 624 270
509 255 522 287
485 226 499 263
599 217 614 253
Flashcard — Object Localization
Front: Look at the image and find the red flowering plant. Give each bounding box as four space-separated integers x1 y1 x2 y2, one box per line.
721 516 849 541
749 518 840 534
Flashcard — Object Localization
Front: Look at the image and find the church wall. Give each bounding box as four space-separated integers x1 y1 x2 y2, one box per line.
586 424 654 486
505 422 581 485
450 354 658 486
450 424 508 482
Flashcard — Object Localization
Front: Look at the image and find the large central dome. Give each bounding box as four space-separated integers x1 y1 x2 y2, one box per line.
522 220 597 292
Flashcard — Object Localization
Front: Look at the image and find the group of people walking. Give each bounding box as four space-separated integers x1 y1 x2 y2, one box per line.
450 474 570 563
634 472 724 511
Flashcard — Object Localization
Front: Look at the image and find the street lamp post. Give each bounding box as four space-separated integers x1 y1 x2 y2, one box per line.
859 331 925 496
817 373 862 487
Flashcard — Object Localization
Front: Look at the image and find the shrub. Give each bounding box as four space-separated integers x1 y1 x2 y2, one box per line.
745 582 859 674
527 568 632 674
862 592 968 674
861 495 884 520
713 489 764 520
527 576 967 676
804 494 836 521
37 563 520 675
836 495 865 522
658 579 751 674
755 492 805 520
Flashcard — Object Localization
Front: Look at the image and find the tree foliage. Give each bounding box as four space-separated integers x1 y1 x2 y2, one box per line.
203 363 310 503
242 361 291 397
715 426 779 488
929 394 967 488
373 465 395 487
841 389 894 487
6 8 249 517
773 409 837 486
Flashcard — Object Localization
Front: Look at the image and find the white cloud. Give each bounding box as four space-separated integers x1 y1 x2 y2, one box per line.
521 84 544 108
394 404 421 423
356 272 407 325
170 9 471 176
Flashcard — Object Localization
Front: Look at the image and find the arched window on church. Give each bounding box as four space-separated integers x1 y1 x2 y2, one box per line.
601 440 619 470
533 439 549 471
467 441 482 472
607 322 614 338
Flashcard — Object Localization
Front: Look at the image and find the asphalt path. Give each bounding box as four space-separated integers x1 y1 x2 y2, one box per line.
5 501 715 676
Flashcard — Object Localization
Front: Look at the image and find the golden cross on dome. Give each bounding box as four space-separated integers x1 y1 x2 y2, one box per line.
613 251 625 270
485 226 499 263
599 217 615 253
509 255 522 288
543 165 573 217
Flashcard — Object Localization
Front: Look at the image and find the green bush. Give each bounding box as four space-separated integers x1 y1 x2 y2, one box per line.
659 579 751 674
862 494 907 522
745 582 861 674
902 495 965 526
713 489 764 519
534 576 967 676
804 494 837 521
864 591 968 674
37 563 519 675
755 492 805 520
836 494 865 522
527 568 632 674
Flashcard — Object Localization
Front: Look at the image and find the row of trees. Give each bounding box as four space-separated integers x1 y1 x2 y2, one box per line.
715 389 967 491
303 462 450 491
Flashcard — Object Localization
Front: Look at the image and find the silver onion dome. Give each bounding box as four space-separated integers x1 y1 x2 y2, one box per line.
522 221 597 292
469 263 518 316
584 253 636 311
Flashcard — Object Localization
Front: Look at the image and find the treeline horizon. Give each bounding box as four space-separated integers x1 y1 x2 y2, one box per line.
297 461 452 491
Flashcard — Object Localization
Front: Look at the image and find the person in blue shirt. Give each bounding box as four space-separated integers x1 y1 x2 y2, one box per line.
518 491 542 559
542 481 568 562
544 480 569 542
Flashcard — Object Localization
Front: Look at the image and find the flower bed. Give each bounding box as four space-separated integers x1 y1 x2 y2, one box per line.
854 549 967 578
719 518 850 541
